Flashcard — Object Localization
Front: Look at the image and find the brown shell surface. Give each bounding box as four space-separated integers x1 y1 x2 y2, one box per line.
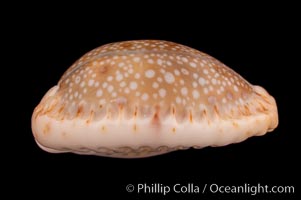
32 40 278 157
46 40 258 121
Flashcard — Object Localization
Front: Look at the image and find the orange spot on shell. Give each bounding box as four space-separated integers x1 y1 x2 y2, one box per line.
172 107 176 115
122 43 132 48
99 65 108 73
151 112 160 126
232 122 239 128
133 124 137 131
214 105 220 115
134 107 138 118
246 131 252 136
61 132 67 137
43 123 51 135
86 110 94 124
189 111 193 123
76 105 83 117
57 106 64 114
244 105 251 115
151 106 161 132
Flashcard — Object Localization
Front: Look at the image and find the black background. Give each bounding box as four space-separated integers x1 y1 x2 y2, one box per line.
7 3 299 199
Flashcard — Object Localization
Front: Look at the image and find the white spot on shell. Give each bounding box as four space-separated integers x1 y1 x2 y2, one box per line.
181 87 188 95
80 82 85 88
141 93 149 101
102 82 108 88
222 98 227 103
164 72 175 84
94 81 99 87
118 62 125 67
208 96 216 104
113 97 127 105
107 85 114 93
192 81 198 88
99 99 106 104
133 57 140 62
198 77 206 86
239 98 244 104
192 90 200 99
227 92 233 100
75 76 81 84
189 62 196 68
118 81 125 87
130 81 137 90
124 88 130 94
96 89 103 97
128 68 134 74
193 73 198 79
182 57 188 62
88 79 94 86
152 82 159 88
176 96 181 104
174 69 180 76
159 88 166 98
116 74 123 81
181 68 189 75
211 78 217 85
234 85 239 92
135 73 140 79
145 69 155 78
147 59 154 64
199 104 206 111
